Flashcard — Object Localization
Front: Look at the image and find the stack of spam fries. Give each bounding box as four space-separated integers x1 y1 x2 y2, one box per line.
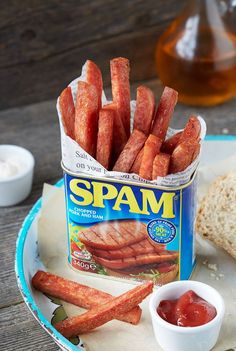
32 271 153 338
59 57 201 180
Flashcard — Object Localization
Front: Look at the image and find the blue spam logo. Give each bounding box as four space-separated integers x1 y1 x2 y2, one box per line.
64 172 197 282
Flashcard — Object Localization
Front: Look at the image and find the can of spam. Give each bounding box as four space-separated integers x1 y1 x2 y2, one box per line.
62 163 197 285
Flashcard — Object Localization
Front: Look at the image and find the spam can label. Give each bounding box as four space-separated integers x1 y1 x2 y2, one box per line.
63 169 197 285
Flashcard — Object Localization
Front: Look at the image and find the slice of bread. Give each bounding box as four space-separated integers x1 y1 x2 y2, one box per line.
196 171 236 260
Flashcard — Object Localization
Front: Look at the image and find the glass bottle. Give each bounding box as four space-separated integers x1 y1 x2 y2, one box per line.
156 0 236 106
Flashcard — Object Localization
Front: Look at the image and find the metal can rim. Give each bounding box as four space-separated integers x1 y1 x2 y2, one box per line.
61 161 197 191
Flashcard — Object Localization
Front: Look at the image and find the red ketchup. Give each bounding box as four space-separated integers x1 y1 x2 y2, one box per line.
157 290 217 327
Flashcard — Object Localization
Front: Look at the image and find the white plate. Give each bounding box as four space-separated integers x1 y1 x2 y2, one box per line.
15 136 236 351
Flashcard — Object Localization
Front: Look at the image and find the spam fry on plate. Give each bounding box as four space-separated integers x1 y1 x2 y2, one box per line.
32 270 153 337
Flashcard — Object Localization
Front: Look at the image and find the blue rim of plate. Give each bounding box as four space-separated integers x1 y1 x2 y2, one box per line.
205 135 236 141
15 178 80 351
15 135 236 350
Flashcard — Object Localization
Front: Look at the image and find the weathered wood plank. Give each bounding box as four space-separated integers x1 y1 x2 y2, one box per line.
0 0 183 66
0 26 163 110
0 303 60 350
0 0 185 109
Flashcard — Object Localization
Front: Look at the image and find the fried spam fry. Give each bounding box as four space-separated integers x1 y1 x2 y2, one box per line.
75 81 99 157
151 87 178 141
55 281 153 337
152 153 170 179
192 142 201 161
179 116 201 143
86 60 103 110
161 132 182 154
130 148 144 174
110 57 131 137
59 86 75 140
104 103 128 162
170 140 199 173
96 108 114 169
139 135 162 180
113 129 147 172
32 271 141 325
161 117 200 155
133 86 155 135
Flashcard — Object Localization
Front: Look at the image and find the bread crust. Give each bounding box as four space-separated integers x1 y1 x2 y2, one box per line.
196 172 236 260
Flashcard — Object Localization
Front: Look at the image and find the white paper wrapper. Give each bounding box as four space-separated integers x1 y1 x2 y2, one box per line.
57 62 207 187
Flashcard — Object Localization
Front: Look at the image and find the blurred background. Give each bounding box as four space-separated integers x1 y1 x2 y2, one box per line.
2 0 236 110
0 0 185 110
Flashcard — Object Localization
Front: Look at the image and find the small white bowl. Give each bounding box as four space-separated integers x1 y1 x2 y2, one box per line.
0 145 35 206
149 280 225 351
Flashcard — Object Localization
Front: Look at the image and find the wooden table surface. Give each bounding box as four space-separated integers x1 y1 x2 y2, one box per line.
0 79 236 351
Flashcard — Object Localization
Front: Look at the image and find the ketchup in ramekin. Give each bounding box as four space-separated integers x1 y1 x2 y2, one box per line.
157 290 217 327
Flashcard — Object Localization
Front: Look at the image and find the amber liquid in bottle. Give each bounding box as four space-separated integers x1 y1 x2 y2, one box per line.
156 1 236 106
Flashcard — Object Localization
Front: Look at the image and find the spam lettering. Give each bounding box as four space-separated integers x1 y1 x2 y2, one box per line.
69 179 175 218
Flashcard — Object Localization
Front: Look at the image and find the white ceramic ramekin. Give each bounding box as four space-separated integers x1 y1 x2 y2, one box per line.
0 145 35 206
149 280 225 351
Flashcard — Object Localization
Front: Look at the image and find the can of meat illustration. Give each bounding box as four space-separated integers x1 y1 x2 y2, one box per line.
62 164 197 285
